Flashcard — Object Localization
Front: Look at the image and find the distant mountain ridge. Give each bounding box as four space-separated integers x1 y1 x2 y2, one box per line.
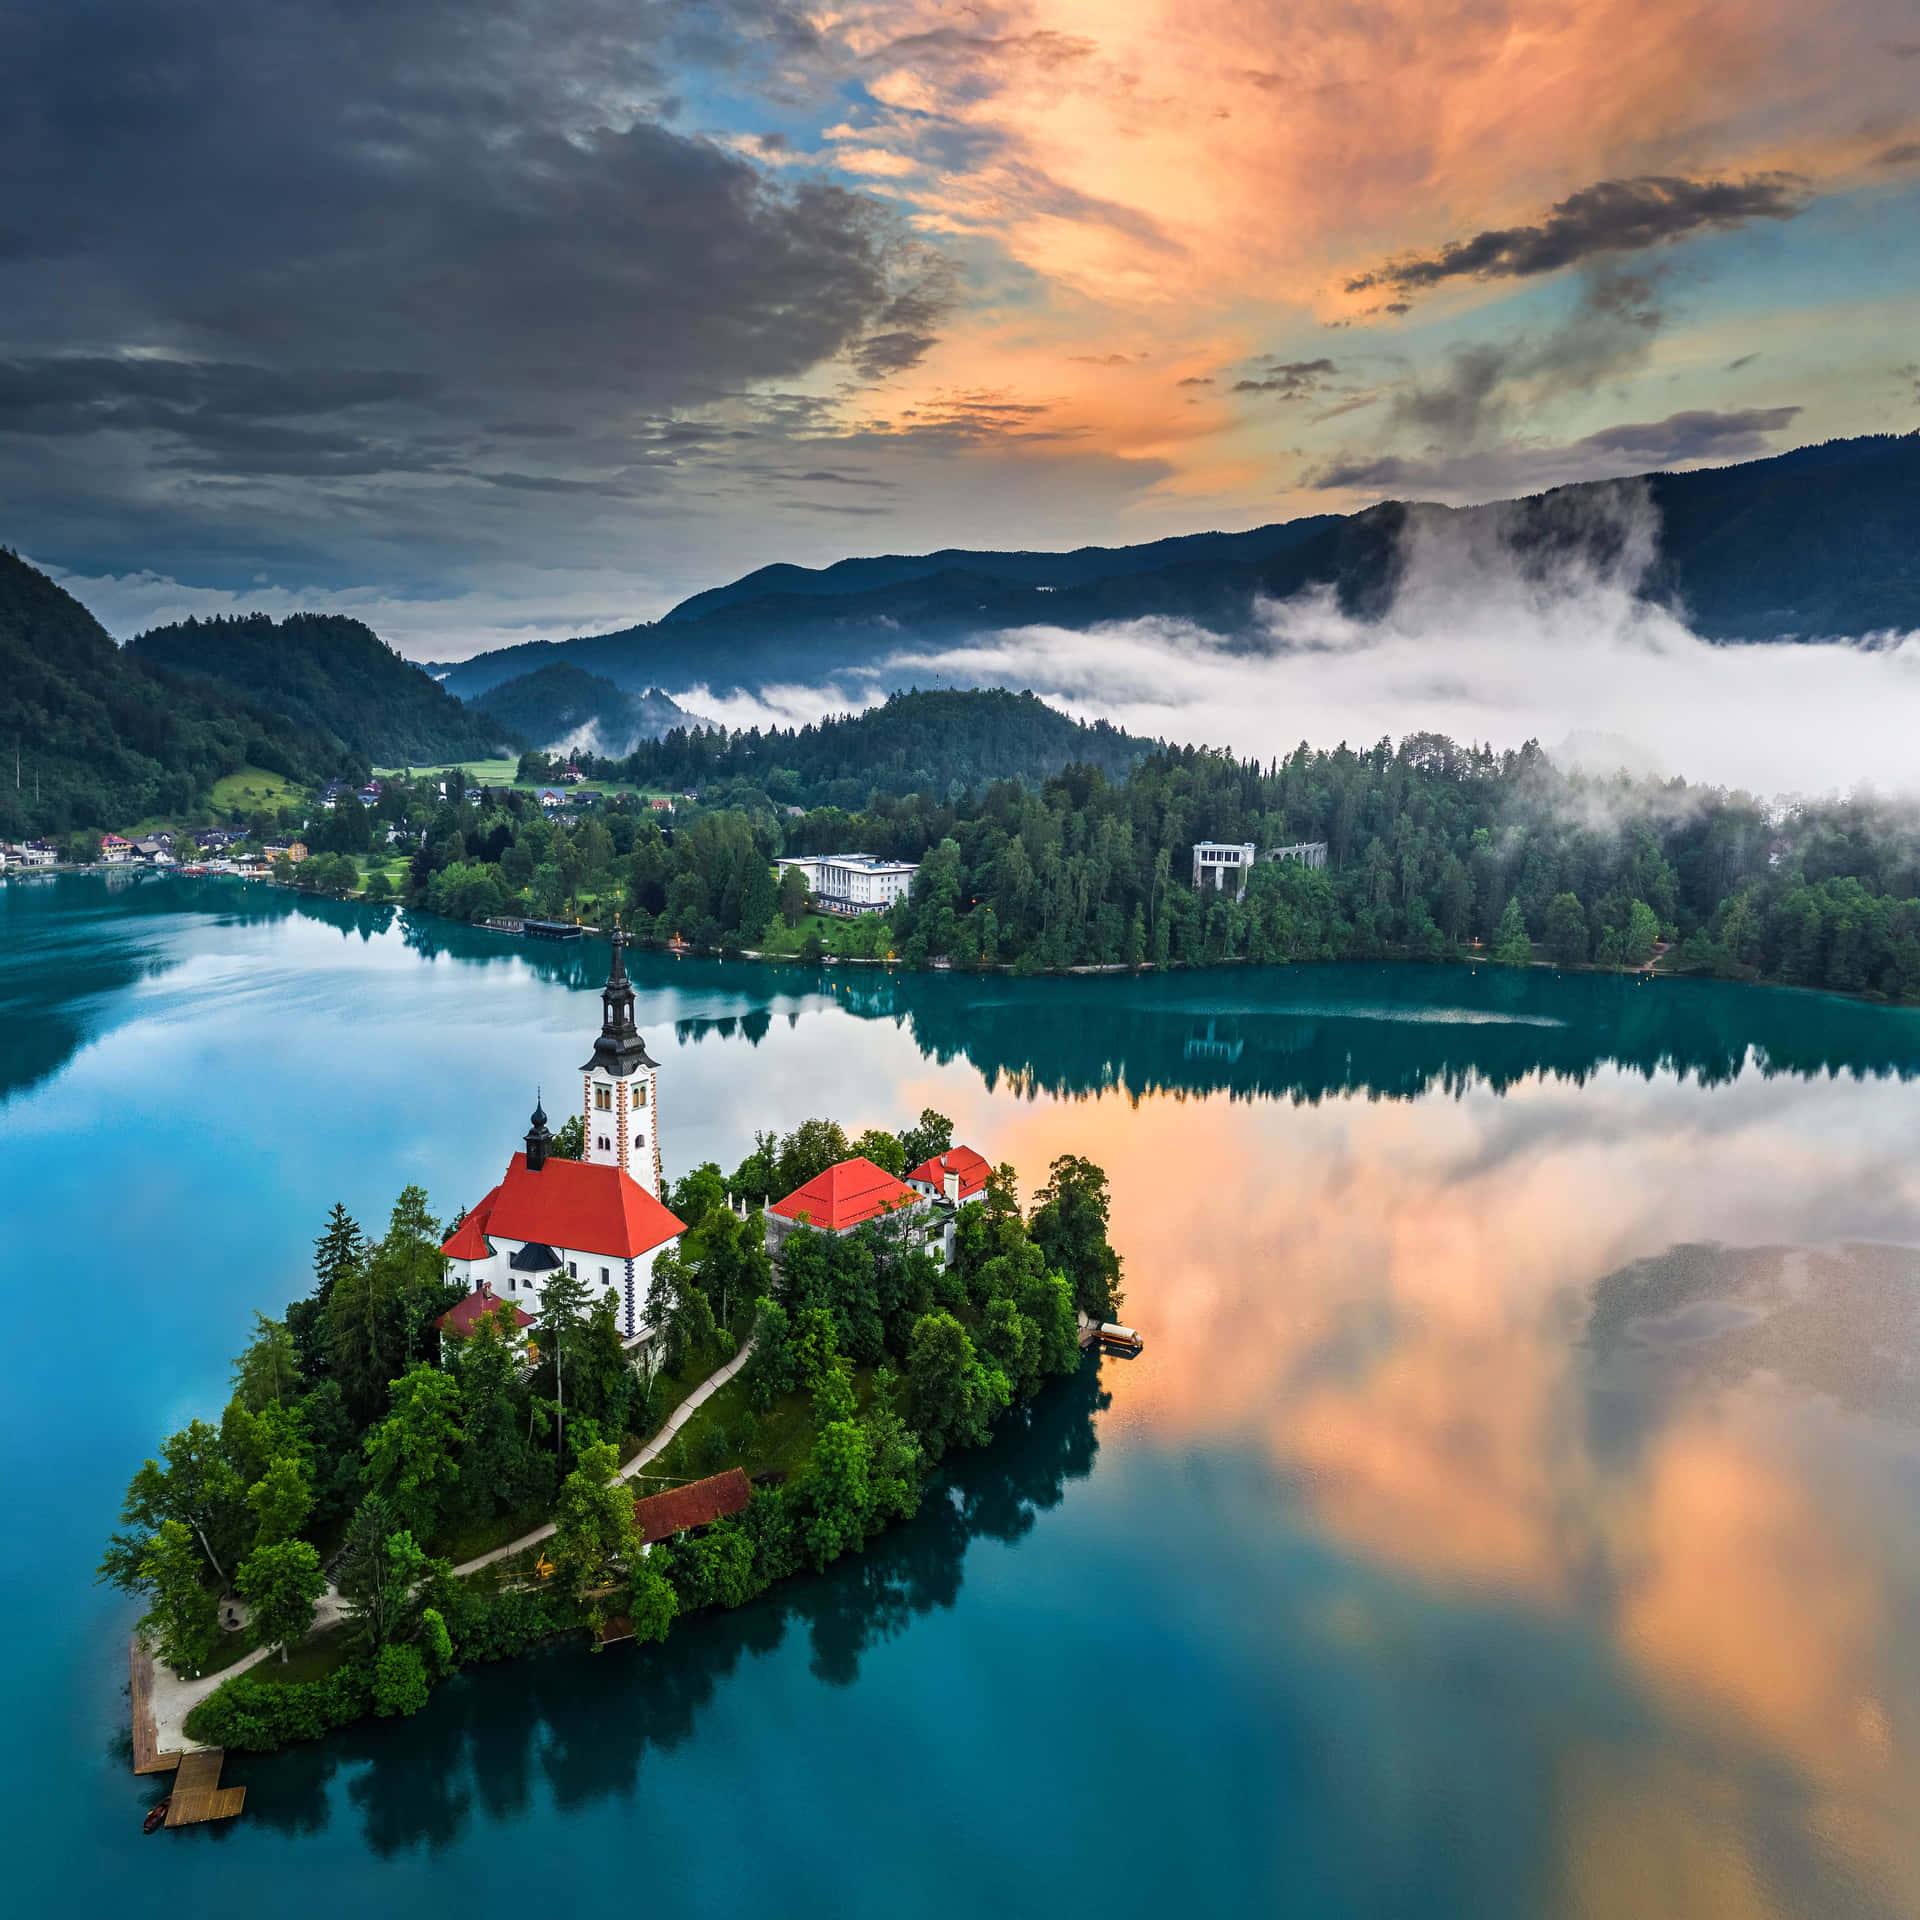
477 662 701 754
128 611 516 767
0 551 337 838
433 433 1920 702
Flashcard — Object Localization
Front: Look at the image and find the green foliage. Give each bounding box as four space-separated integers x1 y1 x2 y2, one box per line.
746 1296 796 1409
232 1314 300 1412
550 1439 636 1599
625 1547 681 1646
134 1520 220 1674
852 1129 906 1176
1544 892 1589 968
184 1660 375 1752
1493 896 1532 967
906 1313 1011 1461
372 1643 432 1717
102 1417 252 1590
548 1113 586 1159
336 1504 435 1652
898 1109 955 1172
246 1454 313 1549
361 1365 463 1539
1028 1155 1125 1321
237 1539 327 1662
800 1420 871 1569
775 1117 852 1195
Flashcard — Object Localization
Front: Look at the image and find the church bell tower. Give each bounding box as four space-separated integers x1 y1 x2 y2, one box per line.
580 923 662 1194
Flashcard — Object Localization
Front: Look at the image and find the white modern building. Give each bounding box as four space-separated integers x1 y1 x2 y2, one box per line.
1192 839 1329 901
440 926 685 1339
777 852 919 915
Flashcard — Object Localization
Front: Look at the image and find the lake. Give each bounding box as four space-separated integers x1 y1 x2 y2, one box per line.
6 871 1919 1917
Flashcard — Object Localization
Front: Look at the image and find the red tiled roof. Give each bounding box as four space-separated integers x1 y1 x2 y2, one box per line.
905 1145 991 1201
769 1156 915 1233
438 1281 533 1337
441 1188 499 1261
477 1152 685 1260
632 1468 753 1545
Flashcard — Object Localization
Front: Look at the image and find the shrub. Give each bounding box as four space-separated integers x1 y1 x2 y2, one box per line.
183 1661 375 1752
372 1644 430 1717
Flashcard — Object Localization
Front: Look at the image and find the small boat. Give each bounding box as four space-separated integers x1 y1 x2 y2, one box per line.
143 1795 172 1833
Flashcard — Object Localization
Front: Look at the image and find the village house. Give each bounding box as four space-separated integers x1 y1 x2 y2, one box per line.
440 926 685 1340
100 833 134 863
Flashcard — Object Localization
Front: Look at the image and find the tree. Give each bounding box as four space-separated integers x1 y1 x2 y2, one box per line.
1493 896 1532 966
102 1419 252 1590
852 1128 906 1176
134 1520 220 1674
1624 897 1661 967
1029 1155 1125 1321
231 1313 300 1412
549 1114 586 1159
906 1312 1009 1460
669 1161 727 1226
746 1296 796 1409
775 1117 851 1195
644 1253 714 1376
361 1366 463 1541
336 1500 430 1651
550 1438 636 1604
626 1544 680 1646
792 1304 839 1393
697 1206 769 1327
450 1301 539 1527
373 1643 431 1717
237 1539 326 1663
534 1263 595 1460
246 1453 313 1549
776 863 809 926
1544 891 1588 968
898 1108 954 1172
812 1359 857 1425
801 1420 871 1569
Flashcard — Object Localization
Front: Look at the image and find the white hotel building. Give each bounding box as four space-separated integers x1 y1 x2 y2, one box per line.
777 852 918 916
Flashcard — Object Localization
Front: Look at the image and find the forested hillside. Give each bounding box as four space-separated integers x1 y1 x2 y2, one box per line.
478 663 696 753
553 688 1152 811
0 551 336 838
403 697 1920 1004
434 433 1920 701
128 612 514 767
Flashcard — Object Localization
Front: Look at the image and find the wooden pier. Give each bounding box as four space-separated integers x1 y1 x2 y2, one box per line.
165 1748 245 1826
130 1639 178 1776
130 1637 246 1827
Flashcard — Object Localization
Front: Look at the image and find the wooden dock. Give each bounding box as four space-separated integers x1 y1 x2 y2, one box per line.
165 1748 245 1827
130 1639 179 1776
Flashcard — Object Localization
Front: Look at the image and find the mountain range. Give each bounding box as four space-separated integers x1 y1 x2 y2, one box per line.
432 432 1920 703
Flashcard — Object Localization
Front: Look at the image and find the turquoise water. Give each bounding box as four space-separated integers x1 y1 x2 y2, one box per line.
7 873 1920 1916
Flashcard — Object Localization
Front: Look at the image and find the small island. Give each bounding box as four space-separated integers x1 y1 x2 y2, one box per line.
102 933 1126 1756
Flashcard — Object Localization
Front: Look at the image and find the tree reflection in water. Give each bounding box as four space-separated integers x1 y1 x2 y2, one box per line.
241 1359 1109 1854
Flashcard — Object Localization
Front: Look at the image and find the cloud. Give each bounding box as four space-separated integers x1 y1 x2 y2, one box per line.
1233 357 1338 397
718 484 1920 798
1348 174 1808 298
0 0 952 577
1315 406 1802 496
1876 141 1920 168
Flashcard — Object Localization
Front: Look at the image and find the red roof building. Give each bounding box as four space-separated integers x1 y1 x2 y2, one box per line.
437 1279 533 1338
632 1468 753 1545
769 1156 916 1234
905 1145 991 1204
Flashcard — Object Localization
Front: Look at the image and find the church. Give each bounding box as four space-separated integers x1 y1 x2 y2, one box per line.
440 926 686 1339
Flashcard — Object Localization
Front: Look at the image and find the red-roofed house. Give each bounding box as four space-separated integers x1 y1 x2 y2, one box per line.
769 1156 915 1235
905 1145 991 1206
439 927 685 1337
437 1278 533 1340
632 1468 752 1546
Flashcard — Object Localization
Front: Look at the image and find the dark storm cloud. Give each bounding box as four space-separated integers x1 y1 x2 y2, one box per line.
0 0 951 577
1347 174 1807 297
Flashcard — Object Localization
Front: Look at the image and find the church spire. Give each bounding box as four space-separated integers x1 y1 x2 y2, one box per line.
525 1091 552 1171
582 918 657 1077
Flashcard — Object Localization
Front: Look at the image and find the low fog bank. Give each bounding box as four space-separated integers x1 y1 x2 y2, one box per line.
668 485 1920 802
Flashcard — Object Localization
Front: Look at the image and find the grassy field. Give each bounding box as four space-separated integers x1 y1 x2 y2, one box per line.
209 765 306 810
250 1622 356 1689
373 757 522 784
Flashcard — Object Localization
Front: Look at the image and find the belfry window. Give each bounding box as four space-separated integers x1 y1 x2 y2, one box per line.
595 1086 612 1111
